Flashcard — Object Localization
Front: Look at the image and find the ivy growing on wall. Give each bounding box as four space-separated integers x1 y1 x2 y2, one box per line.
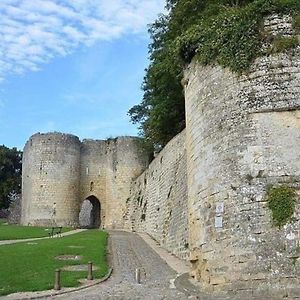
267 186 297 227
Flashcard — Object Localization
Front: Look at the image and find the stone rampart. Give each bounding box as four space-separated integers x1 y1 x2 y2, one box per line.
124 130 189 260
21 133 81 226
184 14 300 298
20 13 300 298
80 137 149 229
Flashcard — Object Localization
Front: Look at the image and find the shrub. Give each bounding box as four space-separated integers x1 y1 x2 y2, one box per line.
267 186 296 227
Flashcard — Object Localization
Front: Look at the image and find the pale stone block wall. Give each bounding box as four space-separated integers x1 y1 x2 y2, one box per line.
21 133 81 227
124 130 189 260
79 139 108 227
184 14 300 297
21 134 149 228
79 200 93 227
80 137 149 229
20 14 300 298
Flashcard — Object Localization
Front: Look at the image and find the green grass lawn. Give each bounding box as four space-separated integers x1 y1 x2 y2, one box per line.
0 219 72 240
0 230 108 296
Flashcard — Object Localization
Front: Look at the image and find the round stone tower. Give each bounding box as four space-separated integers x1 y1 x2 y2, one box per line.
21 132 81 227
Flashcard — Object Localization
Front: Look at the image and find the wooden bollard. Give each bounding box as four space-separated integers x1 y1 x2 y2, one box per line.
87 261 93 280
135 268 141 284
54 269 61 290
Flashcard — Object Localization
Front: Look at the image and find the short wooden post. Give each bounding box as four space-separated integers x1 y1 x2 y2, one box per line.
54 269 61 290
135 268 141 284
87 261 93 280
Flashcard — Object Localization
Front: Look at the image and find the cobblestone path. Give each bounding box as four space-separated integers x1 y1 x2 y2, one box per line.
53 231 189 300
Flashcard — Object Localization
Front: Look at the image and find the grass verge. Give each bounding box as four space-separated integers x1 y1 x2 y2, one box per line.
0 219 71 240
0 230 108 296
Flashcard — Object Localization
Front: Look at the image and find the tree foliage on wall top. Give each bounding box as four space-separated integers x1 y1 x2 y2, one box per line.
128 0 300 148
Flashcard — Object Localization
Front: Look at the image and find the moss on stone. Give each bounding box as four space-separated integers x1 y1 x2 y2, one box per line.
267 186 296 227
293 14 300 31
268 35 299 53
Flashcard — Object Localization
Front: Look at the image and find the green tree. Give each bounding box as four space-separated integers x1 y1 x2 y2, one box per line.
128 9 186 148
128 0 250 148
0 146 22 209
129 0 300 148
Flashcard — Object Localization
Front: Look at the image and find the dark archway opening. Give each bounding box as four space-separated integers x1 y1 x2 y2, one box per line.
79 195 101 229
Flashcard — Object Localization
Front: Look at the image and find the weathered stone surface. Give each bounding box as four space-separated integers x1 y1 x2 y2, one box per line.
21 133 149 228
19 13 300 299
79 200 93 228
124 130 189 260
184 14 300 295
7 194 21 224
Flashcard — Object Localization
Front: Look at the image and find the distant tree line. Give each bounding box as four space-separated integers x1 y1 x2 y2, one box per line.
0 145 22 209
128 0 300 148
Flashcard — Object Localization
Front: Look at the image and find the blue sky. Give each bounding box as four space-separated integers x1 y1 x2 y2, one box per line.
0 0 165 149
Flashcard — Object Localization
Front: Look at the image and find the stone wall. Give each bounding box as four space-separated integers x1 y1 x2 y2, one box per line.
21 133 149 228
79 137 149 229
124 130 189 260
184 15 300 298
20 13 300 297
21 133 81 227
79 200 93 228
8 194 22 224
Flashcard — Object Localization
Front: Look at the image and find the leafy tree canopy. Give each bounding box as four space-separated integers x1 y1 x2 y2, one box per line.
129 0 300 148
0 145 22 209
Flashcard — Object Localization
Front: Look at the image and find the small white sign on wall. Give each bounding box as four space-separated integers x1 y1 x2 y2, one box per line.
216 202 224 214
215 216 223 228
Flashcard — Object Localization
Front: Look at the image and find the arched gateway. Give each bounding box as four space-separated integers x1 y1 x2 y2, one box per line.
79 196 101 229
20 133 150 228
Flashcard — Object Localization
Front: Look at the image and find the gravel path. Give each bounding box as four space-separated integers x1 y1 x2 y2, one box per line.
52 231 189 300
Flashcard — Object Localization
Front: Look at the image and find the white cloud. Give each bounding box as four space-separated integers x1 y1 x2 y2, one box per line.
0 0 165 80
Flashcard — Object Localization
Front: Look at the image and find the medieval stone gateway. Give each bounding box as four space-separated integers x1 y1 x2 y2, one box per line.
79 195 101 229
21 133 149 229
20 15 300 299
